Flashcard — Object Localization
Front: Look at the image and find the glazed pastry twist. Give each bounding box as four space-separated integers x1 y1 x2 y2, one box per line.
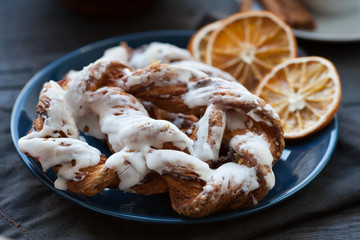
18 57 284 217
113 63 284 216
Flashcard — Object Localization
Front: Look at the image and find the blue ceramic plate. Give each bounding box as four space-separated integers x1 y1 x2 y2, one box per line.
11 30 338 224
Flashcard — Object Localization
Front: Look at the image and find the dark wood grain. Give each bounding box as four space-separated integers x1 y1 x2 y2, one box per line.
256 202 360 240
1 0 360 239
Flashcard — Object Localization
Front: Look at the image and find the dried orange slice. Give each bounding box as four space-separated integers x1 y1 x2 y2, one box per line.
205 11 297 92
188 21 222 62
255 56 341 139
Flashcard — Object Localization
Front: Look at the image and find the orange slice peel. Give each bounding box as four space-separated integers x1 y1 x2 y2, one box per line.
255 56 341 139
188 21 222 62
204 11 297 92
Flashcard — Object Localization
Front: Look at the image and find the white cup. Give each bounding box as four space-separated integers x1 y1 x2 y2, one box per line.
301 0 359 15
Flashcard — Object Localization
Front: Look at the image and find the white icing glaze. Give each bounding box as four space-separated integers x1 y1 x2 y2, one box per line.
19 59 195 192
171 60 237 82
146 150 260 195
88 87 193 153
83 81 194 188
225 110 248 130
119 64 207 91
172 117 185 128
19 137 101 190
103 45 130 63
121 64 274 137
207 162 259 194
230 132 275 189
104 64 278 192
106 148 150 190
251 194 259 205
17 81 103 190
192 104 226 162
63 58 112 121
264 103 280 120
129 42 194 68
65 70 79 79
26 81 79 139
183 77 259 109
247 107 273 127
76 112 105 139
18 50 281 200
145 149 212 181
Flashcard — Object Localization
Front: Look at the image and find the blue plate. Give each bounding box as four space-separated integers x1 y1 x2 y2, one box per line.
11 30 338 224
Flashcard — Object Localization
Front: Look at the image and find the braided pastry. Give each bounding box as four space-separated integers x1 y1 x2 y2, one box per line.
103 42 237 82
18 49 284 217
114 63 284 216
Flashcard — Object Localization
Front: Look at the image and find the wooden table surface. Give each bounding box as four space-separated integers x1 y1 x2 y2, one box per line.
1 0 360 239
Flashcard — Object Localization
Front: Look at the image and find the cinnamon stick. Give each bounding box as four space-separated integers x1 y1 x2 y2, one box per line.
240 0 254 11
259 0 315 29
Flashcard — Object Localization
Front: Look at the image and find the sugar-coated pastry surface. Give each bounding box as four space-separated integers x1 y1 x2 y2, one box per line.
18 42 285 217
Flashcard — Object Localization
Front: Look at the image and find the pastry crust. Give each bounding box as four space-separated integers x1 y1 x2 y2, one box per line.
117 63 284 216
18 50 284 217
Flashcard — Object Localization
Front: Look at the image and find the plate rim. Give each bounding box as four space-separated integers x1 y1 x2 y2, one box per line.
292 7 360 42
293 29 360 42
10 29 339 224
251 2 360 42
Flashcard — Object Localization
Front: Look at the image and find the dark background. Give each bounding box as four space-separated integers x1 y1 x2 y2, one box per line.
1 0 360 239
